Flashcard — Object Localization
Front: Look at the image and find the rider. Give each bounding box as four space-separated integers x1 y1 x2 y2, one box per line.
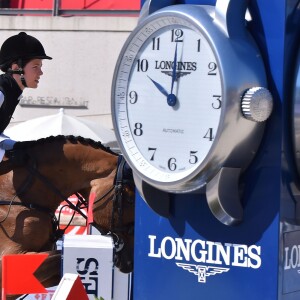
0 32 52 158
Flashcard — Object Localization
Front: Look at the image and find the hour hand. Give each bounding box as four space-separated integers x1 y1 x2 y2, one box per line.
147 75 168 98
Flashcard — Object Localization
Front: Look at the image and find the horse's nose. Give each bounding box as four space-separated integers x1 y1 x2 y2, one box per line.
114 253 133 273
122 260 133 273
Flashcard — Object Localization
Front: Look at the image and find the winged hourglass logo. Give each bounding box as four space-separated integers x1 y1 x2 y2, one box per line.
161 70 191 81
176 263 230 283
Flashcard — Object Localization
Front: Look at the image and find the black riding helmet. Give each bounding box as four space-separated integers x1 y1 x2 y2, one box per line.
0 32 52 86
0 32 52 69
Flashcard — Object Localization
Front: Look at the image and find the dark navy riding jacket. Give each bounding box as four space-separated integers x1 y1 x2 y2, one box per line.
0 74 22 134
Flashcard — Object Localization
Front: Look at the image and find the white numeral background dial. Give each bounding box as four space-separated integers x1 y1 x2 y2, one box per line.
114 16 222 183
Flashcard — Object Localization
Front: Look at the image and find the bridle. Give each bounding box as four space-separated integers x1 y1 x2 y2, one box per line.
91 155 135 253
0 149 135 254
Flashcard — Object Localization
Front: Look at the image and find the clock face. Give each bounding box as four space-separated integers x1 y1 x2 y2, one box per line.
113 15 222 185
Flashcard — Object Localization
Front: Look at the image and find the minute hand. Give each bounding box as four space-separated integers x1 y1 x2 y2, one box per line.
167 42 178 106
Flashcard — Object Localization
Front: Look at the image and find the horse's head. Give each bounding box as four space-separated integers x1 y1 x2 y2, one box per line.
90 157 135 273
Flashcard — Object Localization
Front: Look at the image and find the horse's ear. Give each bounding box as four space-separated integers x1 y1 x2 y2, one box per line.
5 149 30 166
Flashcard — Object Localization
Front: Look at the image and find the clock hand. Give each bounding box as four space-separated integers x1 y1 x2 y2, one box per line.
167 42 178 107
170 42 178 94
147 75 168 98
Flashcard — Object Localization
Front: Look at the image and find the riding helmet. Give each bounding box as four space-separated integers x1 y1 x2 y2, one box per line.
0 32 52 70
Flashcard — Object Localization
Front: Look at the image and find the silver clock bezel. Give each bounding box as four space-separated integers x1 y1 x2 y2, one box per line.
111 4 268 193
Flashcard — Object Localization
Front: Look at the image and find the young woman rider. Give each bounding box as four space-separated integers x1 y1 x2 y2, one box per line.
0 32 52 158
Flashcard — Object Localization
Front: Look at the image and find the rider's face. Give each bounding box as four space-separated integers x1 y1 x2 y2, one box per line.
22 59 44 89
12 58 44 90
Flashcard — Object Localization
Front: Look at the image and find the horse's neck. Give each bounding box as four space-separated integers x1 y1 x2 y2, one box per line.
0 141 119 212
36 143 118 211
62 142 118 177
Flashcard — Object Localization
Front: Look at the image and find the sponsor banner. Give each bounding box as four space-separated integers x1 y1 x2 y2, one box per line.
283 230 300 294
62 235 114 300
148 235 262 283
16 289 55 300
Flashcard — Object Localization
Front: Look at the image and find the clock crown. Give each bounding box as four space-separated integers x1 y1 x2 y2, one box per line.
241 87 273 122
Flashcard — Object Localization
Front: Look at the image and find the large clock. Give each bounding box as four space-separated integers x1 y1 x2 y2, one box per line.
111 1 273 225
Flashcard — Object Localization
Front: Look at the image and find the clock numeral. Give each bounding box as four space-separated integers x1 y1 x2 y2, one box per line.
189 151 198 164
124 55 134 63
139 160 146 167
129 91 138 104
148 147 157 161
168 158 177 171
145 27 154 34
171 29 184 42
197 39 201 52
212 95 222 109
136 59 149 72
208 62 218 75
133 123 143 136
152 37 160 50
123 130 130 138
117 91 125 99
204 128 214 141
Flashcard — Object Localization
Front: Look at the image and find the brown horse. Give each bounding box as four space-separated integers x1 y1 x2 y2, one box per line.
0 135 135 299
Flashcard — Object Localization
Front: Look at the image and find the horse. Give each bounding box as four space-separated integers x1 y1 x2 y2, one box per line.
0 135 135 299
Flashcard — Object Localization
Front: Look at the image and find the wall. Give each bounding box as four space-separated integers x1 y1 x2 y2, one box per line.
0 15 138 130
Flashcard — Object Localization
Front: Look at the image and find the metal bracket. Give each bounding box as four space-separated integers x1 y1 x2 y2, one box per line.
206 167 243 225
139 0 177 22
215 0 248 38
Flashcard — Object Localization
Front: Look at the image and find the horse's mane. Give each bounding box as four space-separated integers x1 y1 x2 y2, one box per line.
13 135 118 156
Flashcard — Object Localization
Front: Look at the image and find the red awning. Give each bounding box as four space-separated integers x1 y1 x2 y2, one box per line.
10 0 140 10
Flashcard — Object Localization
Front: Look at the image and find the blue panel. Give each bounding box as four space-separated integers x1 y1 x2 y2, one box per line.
133 0 290 299
133 188 280 299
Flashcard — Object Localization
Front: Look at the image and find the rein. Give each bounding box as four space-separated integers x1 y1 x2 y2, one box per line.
25 163 88 220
